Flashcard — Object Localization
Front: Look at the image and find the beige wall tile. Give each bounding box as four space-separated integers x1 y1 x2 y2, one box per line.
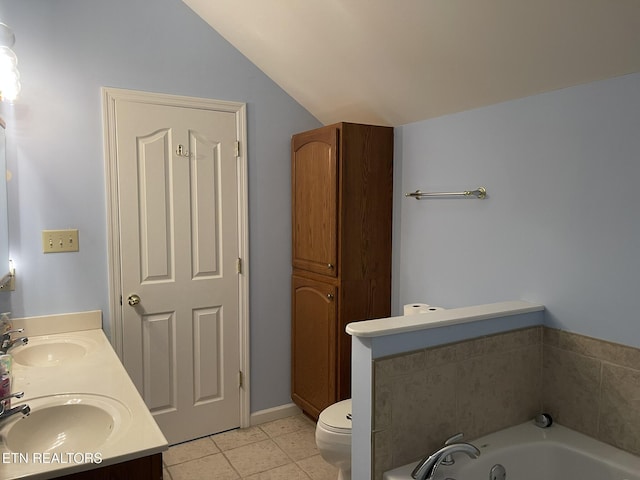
389 363 457 466
543 326 562 347
545 328 640 370
427 337 484 366
542 345 601 437
600 363 640 455
544 329 640 453
372 429 393 480
376 349 427 377
484 326 542 354
457 345 541 438
373 363 392 431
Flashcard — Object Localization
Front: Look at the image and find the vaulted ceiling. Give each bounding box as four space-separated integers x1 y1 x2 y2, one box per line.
182 0 640 126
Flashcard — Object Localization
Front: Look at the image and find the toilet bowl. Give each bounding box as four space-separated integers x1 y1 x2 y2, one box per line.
315 398 352 480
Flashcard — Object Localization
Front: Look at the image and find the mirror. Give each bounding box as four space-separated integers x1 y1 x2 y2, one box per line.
0 117 10 290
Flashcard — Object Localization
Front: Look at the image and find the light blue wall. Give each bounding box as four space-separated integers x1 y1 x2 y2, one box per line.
0 0 321 412
394 72 640 348
2 0 638 419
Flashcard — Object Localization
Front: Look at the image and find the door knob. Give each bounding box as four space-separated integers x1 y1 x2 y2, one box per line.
127 294 141 306
327 293 334 300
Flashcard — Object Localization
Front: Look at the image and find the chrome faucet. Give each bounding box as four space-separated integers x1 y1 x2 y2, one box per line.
0 391 30 422
411 433 480 480
0 328 28 354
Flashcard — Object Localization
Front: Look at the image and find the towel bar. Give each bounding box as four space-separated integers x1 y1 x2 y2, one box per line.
405 187 487 200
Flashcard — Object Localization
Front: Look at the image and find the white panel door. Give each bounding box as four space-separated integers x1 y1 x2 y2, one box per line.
114 99 241 444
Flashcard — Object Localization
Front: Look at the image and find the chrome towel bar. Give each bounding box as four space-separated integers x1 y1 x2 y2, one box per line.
405 187 487 200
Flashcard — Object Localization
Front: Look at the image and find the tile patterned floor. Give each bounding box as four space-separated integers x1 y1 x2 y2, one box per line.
163 414 339 479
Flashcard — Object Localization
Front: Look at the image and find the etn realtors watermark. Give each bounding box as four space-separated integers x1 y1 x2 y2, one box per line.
2 452 103 464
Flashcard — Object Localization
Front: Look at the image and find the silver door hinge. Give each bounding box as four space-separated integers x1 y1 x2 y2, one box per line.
238 370 244 388
236 257 242 274
234 141 240 157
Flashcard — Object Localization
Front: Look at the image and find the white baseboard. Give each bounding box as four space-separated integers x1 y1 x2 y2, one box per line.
250 403 302 426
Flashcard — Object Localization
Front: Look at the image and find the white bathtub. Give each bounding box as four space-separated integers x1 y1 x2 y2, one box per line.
384 421 640 480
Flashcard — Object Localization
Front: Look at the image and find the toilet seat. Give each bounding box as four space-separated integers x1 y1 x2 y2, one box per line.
318 399 352 434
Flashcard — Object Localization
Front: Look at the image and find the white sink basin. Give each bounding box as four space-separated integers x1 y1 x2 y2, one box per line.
1 394 131 453
12 336 96 367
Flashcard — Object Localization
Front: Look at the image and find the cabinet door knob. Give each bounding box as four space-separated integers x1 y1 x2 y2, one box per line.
327 293 334 300
327 263 334 270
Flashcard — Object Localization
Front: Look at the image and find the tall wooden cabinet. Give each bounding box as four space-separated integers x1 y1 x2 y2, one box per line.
291 122 393 419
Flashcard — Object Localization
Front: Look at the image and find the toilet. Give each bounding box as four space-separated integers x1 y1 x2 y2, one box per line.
315 398 352 480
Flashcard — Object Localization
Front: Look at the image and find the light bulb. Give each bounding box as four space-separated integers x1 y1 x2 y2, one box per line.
0 80 20 102
0 23 15 48
0 24 19 102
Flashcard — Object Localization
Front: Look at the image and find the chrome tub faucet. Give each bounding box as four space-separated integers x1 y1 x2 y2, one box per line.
411 432 480 480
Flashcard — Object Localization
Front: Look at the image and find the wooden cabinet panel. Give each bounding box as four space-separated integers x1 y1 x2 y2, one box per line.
291 275 337 418
291 126 338 277
291 122 393 419
340 122 394 281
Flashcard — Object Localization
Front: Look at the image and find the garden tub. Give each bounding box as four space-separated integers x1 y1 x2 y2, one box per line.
384 421 640 480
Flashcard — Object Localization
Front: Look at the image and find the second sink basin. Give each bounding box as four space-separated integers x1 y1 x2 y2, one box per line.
12 336 97 367
1 394 131 454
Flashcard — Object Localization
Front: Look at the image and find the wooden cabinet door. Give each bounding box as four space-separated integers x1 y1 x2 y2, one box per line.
291 275 338 418
292 126 339 277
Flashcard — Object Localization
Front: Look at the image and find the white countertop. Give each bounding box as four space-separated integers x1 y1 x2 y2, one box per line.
0 322 168 479
346 300 545 338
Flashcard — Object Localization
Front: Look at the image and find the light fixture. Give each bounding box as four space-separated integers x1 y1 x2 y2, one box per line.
0 259 15 291
0 22 20 102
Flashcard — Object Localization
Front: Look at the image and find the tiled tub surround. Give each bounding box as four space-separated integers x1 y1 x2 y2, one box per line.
373 326 542 478
373 326 640 479
543 328 640 456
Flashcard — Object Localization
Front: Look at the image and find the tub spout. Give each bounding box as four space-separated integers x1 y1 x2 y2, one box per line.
411 438 480 480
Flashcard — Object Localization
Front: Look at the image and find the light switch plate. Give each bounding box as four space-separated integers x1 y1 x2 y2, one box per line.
42 229 79 253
